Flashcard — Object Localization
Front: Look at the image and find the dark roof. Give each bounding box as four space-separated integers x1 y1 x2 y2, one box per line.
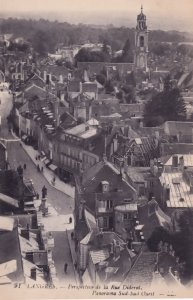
138 199 171 240
59 111 77 130
0 170 24 200
0 227 24 283
123 250 158 287
81 161 137 212
68 80 81 93
24 73 46 90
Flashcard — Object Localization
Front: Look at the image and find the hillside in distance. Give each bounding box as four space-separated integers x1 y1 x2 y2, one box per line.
0 17 192 53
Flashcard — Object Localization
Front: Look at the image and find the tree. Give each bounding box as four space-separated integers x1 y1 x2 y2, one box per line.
144 88 186 126
96 73 106 86
120 38 133 63
147 210 193 284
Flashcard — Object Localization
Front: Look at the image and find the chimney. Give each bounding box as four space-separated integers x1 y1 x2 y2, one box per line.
46 74 50 85
172 155 178 168
30 267 36 280
179 156 184 172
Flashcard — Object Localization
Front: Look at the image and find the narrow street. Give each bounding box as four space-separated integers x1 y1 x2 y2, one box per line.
0 89 76 285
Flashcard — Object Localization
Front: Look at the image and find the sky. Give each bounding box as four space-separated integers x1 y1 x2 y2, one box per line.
0 0 193 31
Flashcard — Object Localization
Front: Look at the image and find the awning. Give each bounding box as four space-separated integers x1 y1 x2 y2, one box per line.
49 164 58 171
41 157 46 162
41 151 45 156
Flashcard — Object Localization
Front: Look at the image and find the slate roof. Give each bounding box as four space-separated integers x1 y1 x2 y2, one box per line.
123 251 158 287
126 137 159 167
80 161 137 212
0 227 24 283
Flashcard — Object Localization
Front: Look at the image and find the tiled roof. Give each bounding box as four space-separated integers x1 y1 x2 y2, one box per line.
123 251 158 287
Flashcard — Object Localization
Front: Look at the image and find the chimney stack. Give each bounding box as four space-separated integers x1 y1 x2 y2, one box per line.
172 155 178 168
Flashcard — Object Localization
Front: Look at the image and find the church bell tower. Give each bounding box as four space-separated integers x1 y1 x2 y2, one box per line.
135 5 148 70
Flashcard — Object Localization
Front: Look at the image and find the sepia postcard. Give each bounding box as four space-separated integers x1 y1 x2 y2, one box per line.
0 0 193 299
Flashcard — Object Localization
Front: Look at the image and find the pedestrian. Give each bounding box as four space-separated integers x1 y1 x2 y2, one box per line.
64 263 68 273
69 217 72 224
37 164 40 172
38 155 41 160
23 163 26 170
41 166 43 172
36 193 39 200
42 185 47 199
35 155 38 161
71 232 74 240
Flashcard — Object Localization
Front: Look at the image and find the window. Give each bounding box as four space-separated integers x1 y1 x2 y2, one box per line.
106 200 113 209
140 36 144 47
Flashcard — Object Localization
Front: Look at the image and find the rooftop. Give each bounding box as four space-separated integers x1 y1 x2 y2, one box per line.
160 171 193 208
65 123 97 139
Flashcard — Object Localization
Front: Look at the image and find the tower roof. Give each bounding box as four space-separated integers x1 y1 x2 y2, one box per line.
136 5 147 30
137 5 146 21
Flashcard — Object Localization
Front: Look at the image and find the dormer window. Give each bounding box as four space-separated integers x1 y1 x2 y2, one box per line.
101 181 109 193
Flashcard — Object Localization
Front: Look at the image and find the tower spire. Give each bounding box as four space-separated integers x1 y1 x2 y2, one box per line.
141 4 143 13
